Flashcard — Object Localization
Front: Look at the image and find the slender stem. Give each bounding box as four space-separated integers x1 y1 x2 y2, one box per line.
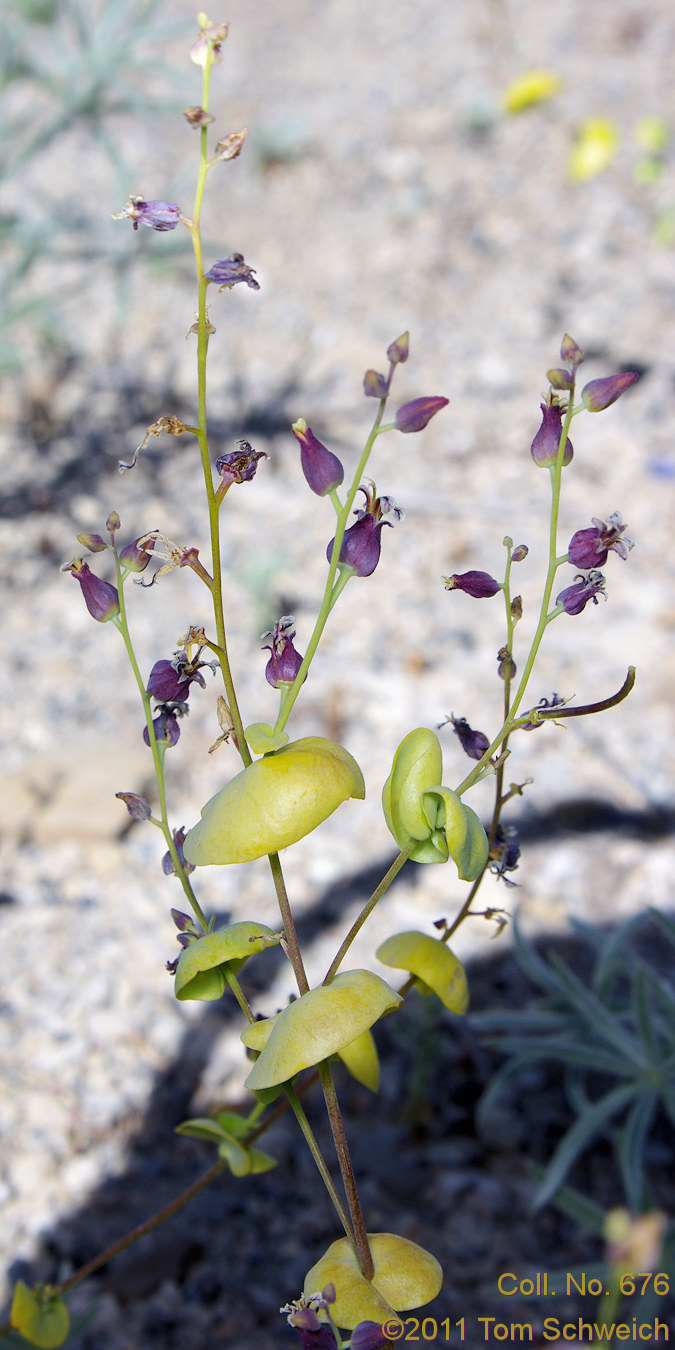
317 1062 374 1279
323 844 413 983
273 397 391 735
268 852 310 994
284 1084 355 1248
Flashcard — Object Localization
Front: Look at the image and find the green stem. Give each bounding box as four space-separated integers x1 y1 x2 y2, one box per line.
284 1083 356 1248
112 582 207 930
273 398 391 736
323 844 413 983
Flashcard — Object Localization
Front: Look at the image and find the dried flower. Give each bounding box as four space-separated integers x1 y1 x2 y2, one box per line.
556 570 607 615
449 715 491 761
115 792 152 821
568 512 633 568
205 254 260 290
162 827 195 876
112 197 182 232
216 440 266 485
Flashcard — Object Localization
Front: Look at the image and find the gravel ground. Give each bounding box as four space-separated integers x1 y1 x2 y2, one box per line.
1 1 675 1346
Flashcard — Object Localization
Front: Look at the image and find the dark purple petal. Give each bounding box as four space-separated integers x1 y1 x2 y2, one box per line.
119 535 155 572
530 400 573 468
443 570 501 598
327 514 387 577
144 710 181 747
291 420 344 495
581 372 639 411
147 659 192 703
64 559 119 622
394 396 449 433
205 253 260 290
450 715 491 760
261 617 305 687
351 1321 393 1349
568 513 633 568
216 440 265 484
556 571 606 615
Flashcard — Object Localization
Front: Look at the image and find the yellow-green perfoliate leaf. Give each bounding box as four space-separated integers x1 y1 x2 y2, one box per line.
10 1282 70 1349
382 729 488 878
174 922 279 1001
242 970 401 1090
184 737 365 865
337 1027 380 1091
377 932 469 1014
175 1117 276 1176
304 1233 443 1330
244 722 289 754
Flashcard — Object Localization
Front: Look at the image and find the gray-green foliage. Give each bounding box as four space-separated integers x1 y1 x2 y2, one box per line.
0 0 189 371
474 910 675 1213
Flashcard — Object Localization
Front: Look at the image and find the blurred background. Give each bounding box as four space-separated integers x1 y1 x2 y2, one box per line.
1 0 674 1344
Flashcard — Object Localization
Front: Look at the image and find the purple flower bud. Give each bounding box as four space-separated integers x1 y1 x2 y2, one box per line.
387 331 410 364
286 1307 338 1350
216 440 265 485
291 419 344 495
76 532 108 552
261 617 305 687
511 544 529 562
113 197 182 232
115 792 152 821
144 709 181 748
119 535 155 572
443 570 501 598
63 559 119 622
530 399 573 468
489 826 521 883
351 1322 392 1350
581 372 639 412
546 367 575 390
560 334 584 370
205 254 260 291
497 646 516 680
394 395 449 433
326 484 400 577
450 715 491 760
106 511 121 533
556 570 607 615
568 512 633 568
183 105 214 129
363 369 389 399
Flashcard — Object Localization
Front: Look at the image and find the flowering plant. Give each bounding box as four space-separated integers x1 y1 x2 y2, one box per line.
4 15 644 1350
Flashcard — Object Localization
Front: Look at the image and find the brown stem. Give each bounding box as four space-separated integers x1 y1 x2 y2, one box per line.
268 851 310 994
318 1061 374 1281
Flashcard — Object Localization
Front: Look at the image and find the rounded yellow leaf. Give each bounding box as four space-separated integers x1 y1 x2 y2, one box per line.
11 1283 70 1350
184 737 365 865
174 922 278 1001
377 931 469 1014
338 1027 380 1091
243 970 401 1090
304 1232 443 1330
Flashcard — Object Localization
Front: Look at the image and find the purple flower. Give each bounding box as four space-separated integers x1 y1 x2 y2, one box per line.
450 715 491 760
162 827 195 876
261 617 305 687
568 512 633 568
556 570 607 615
63 559 119 622
581 372 638 412
119 534 155 573
115 792 152 821
113 197 182 232
205 254 260 290
443 570 501 598
531 399 573 468
147 651 210 703
326 484 401 577
216 440 265 485
395 395 449 433
291 419 344 496
144 710 181 748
